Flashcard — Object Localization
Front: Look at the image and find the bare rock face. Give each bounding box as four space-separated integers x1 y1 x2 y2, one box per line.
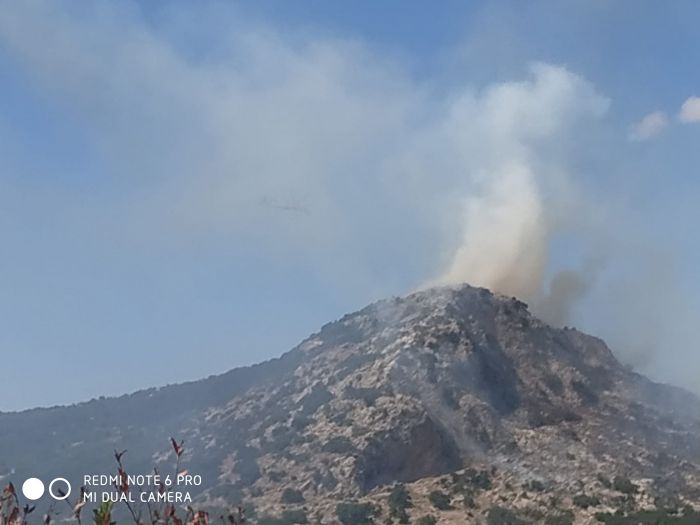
355 415 462 490
3 283 700 523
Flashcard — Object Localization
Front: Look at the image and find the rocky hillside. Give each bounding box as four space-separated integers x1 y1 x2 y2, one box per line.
3 284 700 525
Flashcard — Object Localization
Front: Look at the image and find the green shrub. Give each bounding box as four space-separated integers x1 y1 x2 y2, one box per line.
451 468 493 493
486 506 525 525
312 469 338 490
527 480 545 492
281 488 305 504
612 476 638 495
335 503 379 525
428 490 453 510
415 516 436 525
463 494 477 509
471 469 493 490
594 507 699 524
573 494 601 509
596 474 612 489
93 501 115 525
388 483 412 524
544 510 573 525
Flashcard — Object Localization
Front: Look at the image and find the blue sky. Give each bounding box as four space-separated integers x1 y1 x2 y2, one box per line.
0 0 698 410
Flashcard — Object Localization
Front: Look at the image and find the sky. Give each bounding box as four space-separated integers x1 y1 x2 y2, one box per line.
0 0 698 410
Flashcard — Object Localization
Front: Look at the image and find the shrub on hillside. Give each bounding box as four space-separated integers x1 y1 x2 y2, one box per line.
612 476 638 495
594 506 700 524
451 468 492 493
415 515 436 525
487 506 525 525
388 483 412 524
544 511 574 525
428 490 453 510
573 493 601 509
322 436 356 454
335 502 379 525
281 488 305 504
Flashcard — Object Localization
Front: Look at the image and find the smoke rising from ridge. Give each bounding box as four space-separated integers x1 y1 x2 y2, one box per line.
425 64 608 326
435 162 547 301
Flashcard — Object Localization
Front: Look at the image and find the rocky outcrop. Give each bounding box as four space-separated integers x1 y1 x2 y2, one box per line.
355 415 462 490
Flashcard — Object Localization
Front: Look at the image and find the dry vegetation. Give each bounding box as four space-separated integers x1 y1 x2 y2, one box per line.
0 439 243 525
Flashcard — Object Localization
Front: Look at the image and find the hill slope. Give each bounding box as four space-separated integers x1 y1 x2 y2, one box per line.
3 284 700 524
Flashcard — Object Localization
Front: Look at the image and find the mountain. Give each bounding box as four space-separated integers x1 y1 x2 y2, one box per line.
3 284 700 525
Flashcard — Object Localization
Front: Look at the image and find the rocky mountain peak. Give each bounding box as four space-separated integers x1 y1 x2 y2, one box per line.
2 284 700 524
185 284 700 521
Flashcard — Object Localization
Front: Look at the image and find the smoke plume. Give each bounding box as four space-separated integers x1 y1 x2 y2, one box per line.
426 64 608 326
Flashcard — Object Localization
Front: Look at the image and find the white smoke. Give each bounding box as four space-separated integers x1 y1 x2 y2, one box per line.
435 162 547 301
425 64 609 324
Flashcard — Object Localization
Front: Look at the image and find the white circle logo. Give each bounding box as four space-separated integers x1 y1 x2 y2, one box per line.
48 478 71 500
22 478 45 500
